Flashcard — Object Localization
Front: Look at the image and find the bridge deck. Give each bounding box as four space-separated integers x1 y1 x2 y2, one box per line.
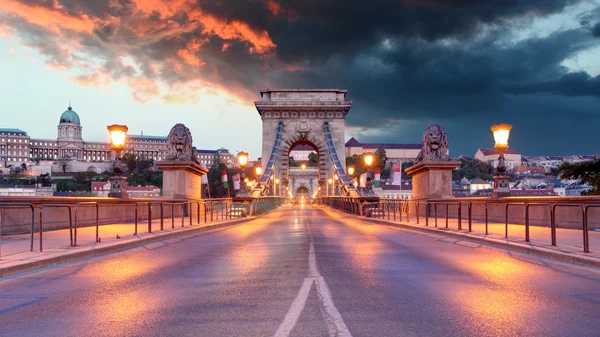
0 205 598 336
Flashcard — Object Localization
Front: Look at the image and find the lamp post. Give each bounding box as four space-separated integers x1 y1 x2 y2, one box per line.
275 178 280 196
236 151 250 197
107 124 129 199
363 152 375 196
491 124 512 198
328 178 333 196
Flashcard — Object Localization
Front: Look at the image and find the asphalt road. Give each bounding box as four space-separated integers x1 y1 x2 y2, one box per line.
0 205 599 337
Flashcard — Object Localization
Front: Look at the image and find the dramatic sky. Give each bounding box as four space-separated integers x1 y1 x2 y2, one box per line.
1 0 599 158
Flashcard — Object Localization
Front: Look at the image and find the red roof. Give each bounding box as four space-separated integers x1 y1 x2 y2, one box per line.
478 148 519 155
91 182 109 190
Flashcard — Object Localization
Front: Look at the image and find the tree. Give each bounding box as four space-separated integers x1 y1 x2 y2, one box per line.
558 159 600 195
308 152 318 163
129 170 145 186
57 158 70 173
375 148 387 169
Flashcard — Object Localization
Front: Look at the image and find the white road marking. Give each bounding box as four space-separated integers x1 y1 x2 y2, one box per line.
273 277 314 337
274 208 352 337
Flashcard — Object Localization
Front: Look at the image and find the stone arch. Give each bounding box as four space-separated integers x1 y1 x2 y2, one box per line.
277 128 328 184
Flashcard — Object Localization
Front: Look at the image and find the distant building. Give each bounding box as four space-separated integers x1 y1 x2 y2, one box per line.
92 182 161 198
474 148 522 169
0 184 36 196
1 105 234 172
469 178 492 194
345 137 420 164
375 183 413 199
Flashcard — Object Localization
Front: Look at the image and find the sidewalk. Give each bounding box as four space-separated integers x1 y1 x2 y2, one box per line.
0 215 255 277
325 207 600 269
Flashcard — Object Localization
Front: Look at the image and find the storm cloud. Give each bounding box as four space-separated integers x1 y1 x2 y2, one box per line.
1 0 599 155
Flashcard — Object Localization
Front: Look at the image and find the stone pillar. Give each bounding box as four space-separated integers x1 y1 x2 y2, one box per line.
406 160 460 200
156 161 208 200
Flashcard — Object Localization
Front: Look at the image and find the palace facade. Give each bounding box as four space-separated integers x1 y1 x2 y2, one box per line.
0 105 233 168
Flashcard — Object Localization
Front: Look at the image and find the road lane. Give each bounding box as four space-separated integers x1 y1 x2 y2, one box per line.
0 205 598 337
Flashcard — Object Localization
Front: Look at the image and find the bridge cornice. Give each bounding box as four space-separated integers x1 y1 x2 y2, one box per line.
254 103 351 119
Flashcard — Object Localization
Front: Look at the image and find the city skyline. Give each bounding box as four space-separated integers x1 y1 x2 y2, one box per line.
1 0 599 157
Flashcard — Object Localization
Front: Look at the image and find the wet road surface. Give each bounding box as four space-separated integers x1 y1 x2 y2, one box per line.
0 205 599 337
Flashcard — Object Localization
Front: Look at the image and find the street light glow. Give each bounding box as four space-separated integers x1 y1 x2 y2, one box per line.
107 124 128 150
363 152 374 167
347 165 355 176
301 163 306 169
255 166 262 176
328 178 333 184
491 124 512 152
237 151 249 168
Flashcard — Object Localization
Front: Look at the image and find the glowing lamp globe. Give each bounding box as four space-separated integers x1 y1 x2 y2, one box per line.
275 178 280 184
328 178 333 184
347 165 355 176
255 166 262 176
491 124 512 152
301 163 306 169
107 124 128 151
237 151 249 168
363 152 374 167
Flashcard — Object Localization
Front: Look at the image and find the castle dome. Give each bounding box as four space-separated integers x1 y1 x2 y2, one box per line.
59 105 81 125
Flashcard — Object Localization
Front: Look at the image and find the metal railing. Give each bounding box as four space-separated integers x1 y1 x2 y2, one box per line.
39 204 73 252
525 203 552 243
74 202 99 245
583 205 600 253
319 197 599 253
552 204 585 248
0 203 35 259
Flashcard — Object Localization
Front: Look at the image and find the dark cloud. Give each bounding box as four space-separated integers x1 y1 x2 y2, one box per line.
0 0 599 155
593 22 600 37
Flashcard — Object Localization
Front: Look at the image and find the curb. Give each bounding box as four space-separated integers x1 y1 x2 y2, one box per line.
0 209 278 278
320 206 600 270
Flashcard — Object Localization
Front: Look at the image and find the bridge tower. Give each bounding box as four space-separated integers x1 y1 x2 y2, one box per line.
254 89 355 197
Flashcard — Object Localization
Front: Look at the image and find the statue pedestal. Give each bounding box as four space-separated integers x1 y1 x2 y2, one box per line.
108 176 129 199
406 160 460 200
156 161 208 200
491 175 511 198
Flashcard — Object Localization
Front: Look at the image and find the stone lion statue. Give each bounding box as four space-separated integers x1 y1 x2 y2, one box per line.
415 124 450 162
166 123 198 162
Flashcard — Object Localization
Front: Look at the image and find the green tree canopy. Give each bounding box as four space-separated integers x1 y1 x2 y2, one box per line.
558 159 600 195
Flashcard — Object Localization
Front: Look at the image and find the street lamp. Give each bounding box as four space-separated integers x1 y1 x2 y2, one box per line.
255 166 262 176
107 124 129 199
237 151 248 168
275 178 280 196
328 178 333 197
301 163 306 170
237 151 250 197
347 165 355 176
491 124 512 198
363 152 375 196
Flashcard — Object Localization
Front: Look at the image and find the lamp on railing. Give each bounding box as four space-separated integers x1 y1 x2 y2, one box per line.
237 151 250 197
363 152 375 196
491 124 512 198
107 124 129 199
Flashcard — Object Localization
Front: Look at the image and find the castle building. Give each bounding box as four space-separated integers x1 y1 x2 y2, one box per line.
0 105 233 169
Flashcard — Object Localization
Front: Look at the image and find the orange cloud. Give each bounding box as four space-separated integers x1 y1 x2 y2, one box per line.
177 38 207 66
0 0 98 34
193 12 276 53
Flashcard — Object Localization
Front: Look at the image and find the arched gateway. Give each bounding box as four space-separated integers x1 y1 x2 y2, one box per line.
253 89 358 197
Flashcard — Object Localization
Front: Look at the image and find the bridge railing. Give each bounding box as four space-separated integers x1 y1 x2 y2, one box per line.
249 196 285 215
0 197 248 259
317 196 600 253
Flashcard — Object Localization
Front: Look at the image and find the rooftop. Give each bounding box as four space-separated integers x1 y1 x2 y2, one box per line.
0 128 27 135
